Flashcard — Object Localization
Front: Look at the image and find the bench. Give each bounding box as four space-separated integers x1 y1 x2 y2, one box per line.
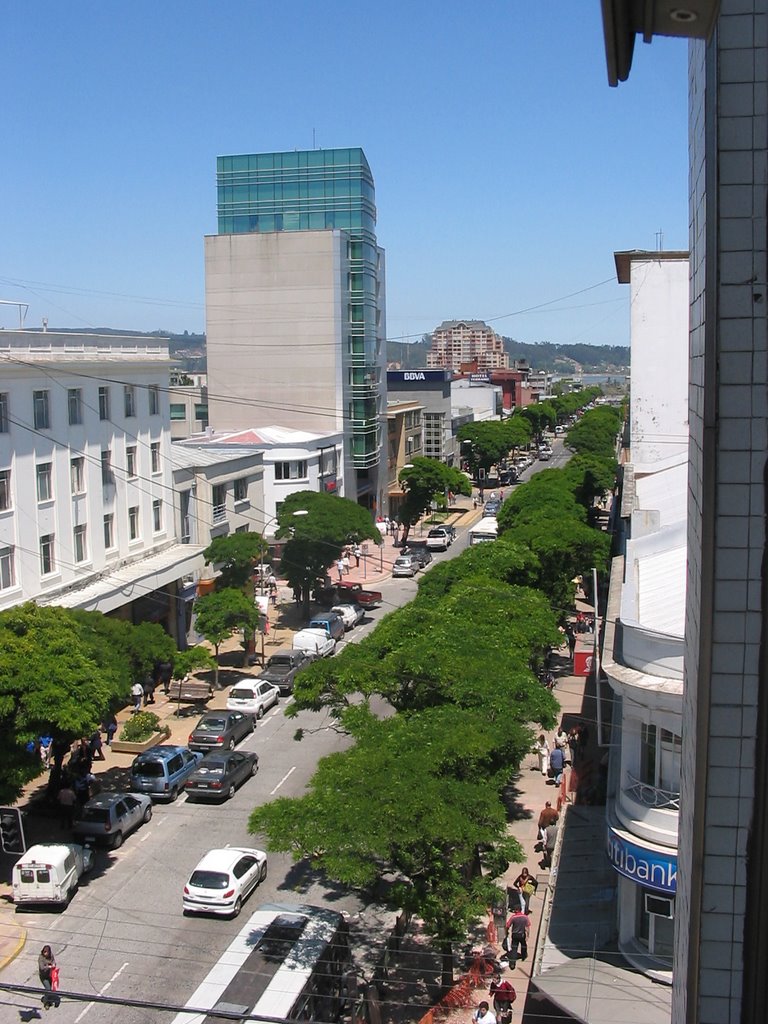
166 677 213 705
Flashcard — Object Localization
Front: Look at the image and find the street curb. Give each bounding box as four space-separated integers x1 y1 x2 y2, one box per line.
0 918 27 970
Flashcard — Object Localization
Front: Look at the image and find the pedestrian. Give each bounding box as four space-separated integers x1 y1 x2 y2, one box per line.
549 745 565 786
473 496 478 510
89 729 105 761
489 973 516 1022
130 680 143 713
505 908 530 968
142 673 156 706
534 734 549 777
58 782 76 829
342 552 350 575
543 821 559 868
72 771 91 810
471 1001 496 1024
38 945 61 1010
499 489 504 501
479 488 485 503
336 558 344 582
269 578 278 606
353 544 361 567
566 625 576 661
512 867 536 913
537 801 559 844
39 734 53 770
102 713 118 746
292 585 302 605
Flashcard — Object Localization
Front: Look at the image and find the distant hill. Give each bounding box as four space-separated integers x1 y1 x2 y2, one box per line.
386 335 629 374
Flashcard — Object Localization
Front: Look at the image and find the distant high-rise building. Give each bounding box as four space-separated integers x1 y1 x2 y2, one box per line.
426 320 508 372
205 147 386 512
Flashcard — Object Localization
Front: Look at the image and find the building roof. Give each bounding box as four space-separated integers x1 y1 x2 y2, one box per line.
178 425 340 447
614 250 689 284
170 445 255 471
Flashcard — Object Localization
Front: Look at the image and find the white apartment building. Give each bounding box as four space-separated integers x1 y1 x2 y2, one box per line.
0 331 204 643
427 320 509 372
603 251 689 985
176 425 344 539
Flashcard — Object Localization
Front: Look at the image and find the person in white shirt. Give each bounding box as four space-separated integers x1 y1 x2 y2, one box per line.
472 1001 497 1024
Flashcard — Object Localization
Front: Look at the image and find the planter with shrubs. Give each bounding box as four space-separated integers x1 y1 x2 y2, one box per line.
111 712 171 754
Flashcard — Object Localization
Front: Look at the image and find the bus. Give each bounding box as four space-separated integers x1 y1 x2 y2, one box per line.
469 518 498 544
174 903 353 1024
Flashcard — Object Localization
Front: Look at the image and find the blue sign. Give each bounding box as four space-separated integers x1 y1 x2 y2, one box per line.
606 827 677 894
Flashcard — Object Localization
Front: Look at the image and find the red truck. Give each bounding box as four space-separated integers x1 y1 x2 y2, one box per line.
317 580 382 609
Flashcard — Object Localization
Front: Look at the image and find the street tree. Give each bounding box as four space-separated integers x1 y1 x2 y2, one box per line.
457 421 511 475
562 454 617 509
566 406 623 459
396 458 471 544
519 401 557 440
275 490 381 619
194 588 260 685
171 645 216 681
416 535 540 601
0 604 144 802
203 532 268 595
250 707 525 988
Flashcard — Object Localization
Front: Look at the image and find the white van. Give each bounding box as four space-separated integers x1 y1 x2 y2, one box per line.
12 843 93 908
469 518 499 545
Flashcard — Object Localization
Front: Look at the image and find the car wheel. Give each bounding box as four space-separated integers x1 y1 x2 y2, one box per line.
250 759 259 776
228 738 236 751
257 706 264 720
231 897 242 919
227 784 236 800
169 787 179 802
111 831 123 850
248 716 255 733
259 861 268 883
143 805 153 824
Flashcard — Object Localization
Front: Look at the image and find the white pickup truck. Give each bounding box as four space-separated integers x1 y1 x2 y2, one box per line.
426 526 455 551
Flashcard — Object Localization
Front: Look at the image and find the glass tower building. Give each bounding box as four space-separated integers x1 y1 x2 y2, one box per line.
211 148 385 493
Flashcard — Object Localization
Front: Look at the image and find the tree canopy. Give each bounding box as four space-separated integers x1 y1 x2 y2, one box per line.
203 532 268 593
194 588 259 682
396 458 471 542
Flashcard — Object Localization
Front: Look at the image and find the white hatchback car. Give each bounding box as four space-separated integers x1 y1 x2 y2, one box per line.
183 847 268 918
226 678 280 718
330 603 364 630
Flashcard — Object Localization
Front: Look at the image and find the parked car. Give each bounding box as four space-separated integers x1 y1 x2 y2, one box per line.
73 793 153 848
292 628 336 659
483 501 501 517
330 603 365 630
393 555 420 578
183 847 268 918
426 527 453 551
538 447 551 461
226 678 281 717
12 843 93 909
308 612 346 642
403 544 433 568
334 581 383 608
257 649 313 695
188 710 255 752
184 750 259 802
129 745 203 802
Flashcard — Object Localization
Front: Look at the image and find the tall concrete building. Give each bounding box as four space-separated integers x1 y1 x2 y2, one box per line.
601 2 768 1021
426 319 508 372
205 147 387 513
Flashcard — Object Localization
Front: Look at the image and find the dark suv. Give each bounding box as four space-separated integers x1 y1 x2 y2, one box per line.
258 648 313 695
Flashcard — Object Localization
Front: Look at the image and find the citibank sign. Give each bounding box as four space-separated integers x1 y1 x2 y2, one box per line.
606 827 677 894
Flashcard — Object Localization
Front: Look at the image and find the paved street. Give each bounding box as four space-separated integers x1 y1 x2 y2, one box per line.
0 442 578 1024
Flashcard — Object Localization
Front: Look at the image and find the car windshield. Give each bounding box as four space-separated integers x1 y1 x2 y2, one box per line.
428 530 445 537
196 718 226 732
80 807 110 823
197 762 225 775
189 870 229 889
132 762 164 778
230 689 255 700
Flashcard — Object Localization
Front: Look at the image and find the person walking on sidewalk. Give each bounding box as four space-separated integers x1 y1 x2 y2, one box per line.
130 681 143 713
537 801 558 843
543 821 559 868
38 945 61 1010
505 908 530 968
489 973 516 1022
549 744 565 786
471 1001 496 1024
534 734 549 777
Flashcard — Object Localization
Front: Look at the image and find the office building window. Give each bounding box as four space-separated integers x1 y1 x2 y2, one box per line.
128 506 140 541
0 545 15 589
235 525 249 534
170 404 186 420
151 442 161 474
0 470 10 512
275 460 307 480
124 385 136 418
194 404 209 424
98 386 110 421
103 513 115 550
68 388 83 425
234 478 248 502
36 463 52 502
148 384 160 416
33 390 50 429
212 484 227 523
126 445 137 478
101 449 113 485
153 499 163 532
0 393 9 433
40 534 55 575
73 524 87 563
70 457 85 495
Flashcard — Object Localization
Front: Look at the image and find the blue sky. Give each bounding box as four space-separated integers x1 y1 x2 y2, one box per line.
1 2 688 347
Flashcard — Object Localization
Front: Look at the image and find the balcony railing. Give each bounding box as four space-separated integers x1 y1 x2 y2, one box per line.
624 772 680 811
212 503 226 524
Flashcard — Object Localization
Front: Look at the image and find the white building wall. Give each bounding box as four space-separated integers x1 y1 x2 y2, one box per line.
0 333 176 612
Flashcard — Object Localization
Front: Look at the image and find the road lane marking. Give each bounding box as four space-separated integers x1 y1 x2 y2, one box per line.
270 766 296 795
74 961 129 1022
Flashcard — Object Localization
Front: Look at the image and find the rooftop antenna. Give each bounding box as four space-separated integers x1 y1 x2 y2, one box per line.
655 228 664 251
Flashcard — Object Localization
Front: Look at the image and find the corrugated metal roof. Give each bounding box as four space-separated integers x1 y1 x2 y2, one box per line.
170 445 254 470
637 543 686 635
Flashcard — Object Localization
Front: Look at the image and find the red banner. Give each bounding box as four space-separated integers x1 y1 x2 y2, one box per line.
573 650 595 676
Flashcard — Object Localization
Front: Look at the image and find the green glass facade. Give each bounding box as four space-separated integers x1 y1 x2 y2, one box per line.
216 148 382 474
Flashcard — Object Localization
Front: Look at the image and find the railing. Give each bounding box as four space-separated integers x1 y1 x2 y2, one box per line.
624 772 680 810
212 503 226 524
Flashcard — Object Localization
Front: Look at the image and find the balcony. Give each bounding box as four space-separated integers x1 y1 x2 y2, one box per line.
616 771 680 847
624 772 680 811
212 503 227 524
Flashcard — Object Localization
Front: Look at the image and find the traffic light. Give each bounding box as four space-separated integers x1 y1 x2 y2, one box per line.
0 807 26 855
